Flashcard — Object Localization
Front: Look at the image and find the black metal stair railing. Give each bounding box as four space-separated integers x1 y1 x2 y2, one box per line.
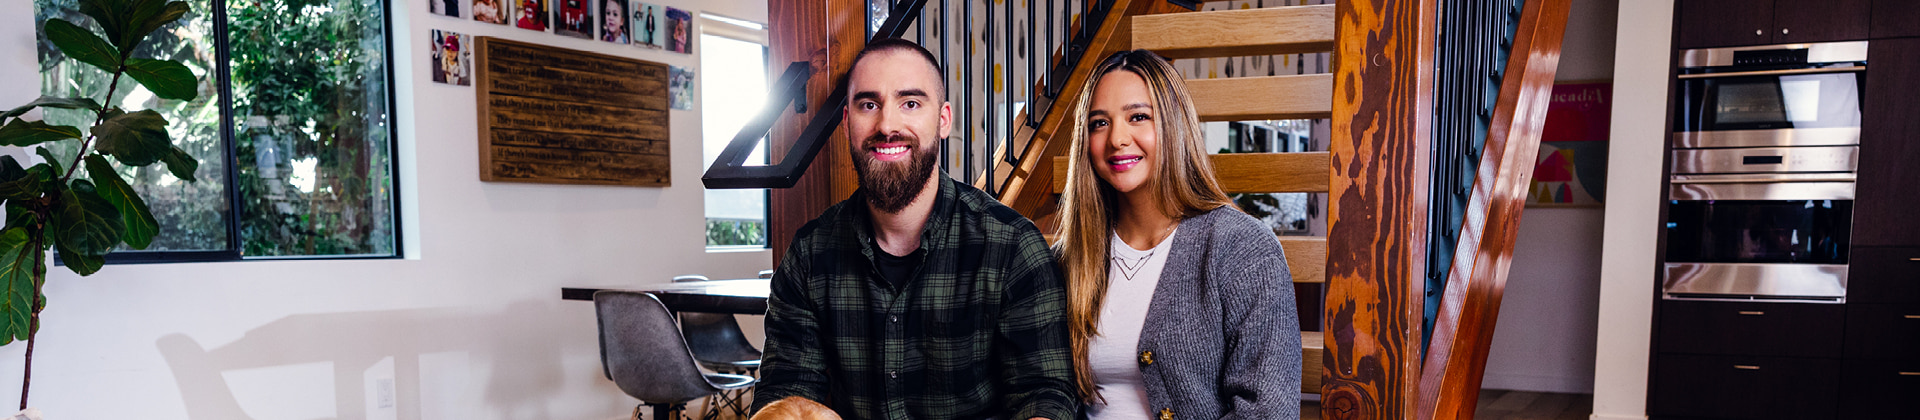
703 0 1144 195
1423 0 1528 353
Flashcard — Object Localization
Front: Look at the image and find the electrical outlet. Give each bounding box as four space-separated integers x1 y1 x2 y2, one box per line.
376 378 395 409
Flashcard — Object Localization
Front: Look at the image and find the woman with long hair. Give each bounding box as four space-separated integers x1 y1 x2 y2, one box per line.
1055 50 1301 419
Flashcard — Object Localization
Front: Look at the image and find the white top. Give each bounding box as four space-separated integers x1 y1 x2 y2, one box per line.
1086 228 1178 420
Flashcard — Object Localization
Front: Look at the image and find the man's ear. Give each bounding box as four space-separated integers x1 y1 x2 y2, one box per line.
938 101 953 140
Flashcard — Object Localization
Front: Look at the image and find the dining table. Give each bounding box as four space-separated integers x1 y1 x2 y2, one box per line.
561 279 771 315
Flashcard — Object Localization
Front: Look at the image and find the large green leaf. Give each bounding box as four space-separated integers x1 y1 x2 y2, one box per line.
91 109 171 166
121 0 189 53
34 148 64 182
80 0 186 55
3 201 36 234
43 18 121 73
0 119 83 148
52 180 124 256
1 97 104 122
55 242 102 277
123 58 197 102
84 155 156 250
0 159 50 201
160 145 197 182
0 227 37 342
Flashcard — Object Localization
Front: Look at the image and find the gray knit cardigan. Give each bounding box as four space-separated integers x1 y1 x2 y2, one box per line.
1122 206 1302 420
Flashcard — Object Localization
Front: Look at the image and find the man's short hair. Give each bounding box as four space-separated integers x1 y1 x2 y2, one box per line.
846 38 947 100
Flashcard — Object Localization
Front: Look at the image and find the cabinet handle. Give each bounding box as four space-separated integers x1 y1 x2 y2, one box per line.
1734 365 1762 370
1782 28 1790 35
1905 315 1920 319
1901 372 1920 376
1738 311 1765 316
1755 29 1765 36
1908 258 1920 261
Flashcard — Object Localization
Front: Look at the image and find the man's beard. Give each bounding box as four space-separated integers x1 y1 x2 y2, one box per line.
851 133 940 214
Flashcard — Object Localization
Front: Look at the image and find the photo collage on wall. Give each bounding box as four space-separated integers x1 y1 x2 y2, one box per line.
427 0 692 53
426 0 693 107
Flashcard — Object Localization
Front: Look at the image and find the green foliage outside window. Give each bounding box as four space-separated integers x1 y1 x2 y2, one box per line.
707 218 766 247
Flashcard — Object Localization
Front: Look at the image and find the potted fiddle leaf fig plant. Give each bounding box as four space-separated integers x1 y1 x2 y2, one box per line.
0 0 200 411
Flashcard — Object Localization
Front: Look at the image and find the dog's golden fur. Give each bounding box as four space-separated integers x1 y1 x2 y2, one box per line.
750 397 842 420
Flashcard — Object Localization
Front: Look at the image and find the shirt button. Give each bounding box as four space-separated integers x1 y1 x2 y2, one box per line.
889 315 899 323
888 370 899 379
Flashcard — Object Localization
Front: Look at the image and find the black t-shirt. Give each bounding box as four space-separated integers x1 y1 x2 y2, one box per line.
873 242 925 290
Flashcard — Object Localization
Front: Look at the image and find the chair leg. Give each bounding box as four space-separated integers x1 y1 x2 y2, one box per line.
646 402 685 420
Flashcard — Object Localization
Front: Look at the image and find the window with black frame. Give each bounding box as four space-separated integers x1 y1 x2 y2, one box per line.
32 0 398 262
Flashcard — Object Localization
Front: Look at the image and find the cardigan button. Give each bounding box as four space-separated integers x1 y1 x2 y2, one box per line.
1139 351 1154 366
1158 407 1173 420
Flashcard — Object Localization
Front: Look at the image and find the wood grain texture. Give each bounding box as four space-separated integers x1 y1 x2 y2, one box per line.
1130 4 1336 59
1281 236 1329 285
474 37 670 186
1854 38 1920 248
1321 0 1437 418
1412 0 1571 419
1188 74 1334 121
1049 152 1331 194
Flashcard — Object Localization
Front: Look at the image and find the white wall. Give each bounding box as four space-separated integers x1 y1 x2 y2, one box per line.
0 0 771 418
1478 0 1619 394
1591 0 1672 418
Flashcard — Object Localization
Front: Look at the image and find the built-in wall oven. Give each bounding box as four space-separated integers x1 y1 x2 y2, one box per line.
1664 41 1867 303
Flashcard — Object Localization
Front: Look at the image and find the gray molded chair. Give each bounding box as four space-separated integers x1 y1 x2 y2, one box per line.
594 291 754 420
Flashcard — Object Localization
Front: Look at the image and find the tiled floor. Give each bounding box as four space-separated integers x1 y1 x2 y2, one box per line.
1301 390 1593 420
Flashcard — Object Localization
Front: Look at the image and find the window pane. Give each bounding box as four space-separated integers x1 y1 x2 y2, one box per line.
228 0 395 257
36 0 232 252
700 32 768 248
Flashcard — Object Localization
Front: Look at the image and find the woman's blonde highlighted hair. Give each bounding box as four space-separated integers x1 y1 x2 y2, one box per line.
1055 50 1234 402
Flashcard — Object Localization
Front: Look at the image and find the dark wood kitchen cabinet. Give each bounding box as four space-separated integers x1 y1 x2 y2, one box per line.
1871 0 1920 39
1857 38 1920 248
1676 0 1869 49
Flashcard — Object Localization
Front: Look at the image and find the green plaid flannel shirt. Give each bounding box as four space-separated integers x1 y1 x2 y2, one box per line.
753 176 1079 420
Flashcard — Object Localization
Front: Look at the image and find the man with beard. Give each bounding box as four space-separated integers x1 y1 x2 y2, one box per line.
751 38 1077 420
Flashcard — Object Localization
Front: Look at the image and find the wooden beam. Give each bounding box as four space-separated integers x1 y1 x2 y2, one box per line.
1413 1 1572 419
766 0 863 266
1131 4 1337 59
1189 74 1335 121
1050 152 1331 194
1322 0 1438 418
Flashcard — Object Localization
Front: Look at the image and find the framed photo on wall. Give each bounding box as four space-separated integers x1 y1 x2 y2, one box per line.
553 0 593 39
601 0 631 44
473 0 507 24
515 0 548 31
633 2 665 49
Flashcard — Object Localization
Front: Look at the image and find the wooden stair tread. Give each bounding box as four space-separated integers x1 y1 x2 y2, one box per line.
1130 5 1336 59
1302 331 1323 395
1051 152 1331 195
1188 74 1333 122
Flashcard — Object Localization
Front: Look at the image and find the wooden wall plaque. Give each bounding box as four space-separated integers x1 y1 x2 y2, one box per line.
475 36 671 186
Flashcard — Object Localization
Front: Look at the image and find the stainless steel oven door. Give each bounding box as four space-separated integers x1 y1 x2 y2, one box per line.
1663 263 1847 303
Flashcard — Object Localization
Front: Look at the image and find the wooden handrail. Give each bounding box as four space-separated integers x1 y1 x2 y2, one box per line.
1413 0 1572 419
